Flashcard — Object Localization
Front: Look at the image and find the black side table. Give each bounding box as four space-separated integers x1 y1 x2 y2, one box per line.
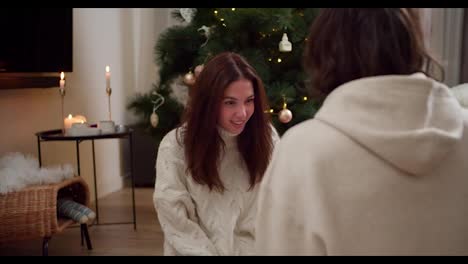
35 128 137 230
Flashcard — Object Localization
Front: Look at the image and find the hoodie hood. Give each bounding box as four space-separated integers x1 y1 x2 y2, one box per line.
315 73 464 176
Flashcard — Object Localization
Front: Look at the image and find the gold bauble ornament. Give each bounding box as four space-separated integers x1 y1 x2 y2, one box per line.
278 109 293 123
183 71 196 86
150 112 159 128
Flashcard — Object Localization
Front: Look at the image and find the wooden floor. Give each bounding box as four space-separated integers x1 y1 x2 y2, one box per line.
0 187 165 256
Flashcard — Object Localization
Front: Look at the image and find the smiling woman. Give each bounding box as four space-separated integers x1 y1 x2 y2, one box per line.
152 52 280 256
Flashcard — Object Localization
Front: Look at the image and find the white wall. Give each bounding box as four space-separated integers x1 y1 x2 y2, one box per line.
426 8 465 87
0 8 173 199
125 8 177 124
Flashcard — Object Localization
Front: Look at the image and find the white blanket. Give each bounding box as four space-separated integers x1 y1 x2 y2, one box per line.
0 152 74 194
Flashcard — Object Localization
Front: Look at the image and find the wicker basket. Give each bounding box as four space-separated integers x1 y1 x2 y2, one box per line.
0 176 90 245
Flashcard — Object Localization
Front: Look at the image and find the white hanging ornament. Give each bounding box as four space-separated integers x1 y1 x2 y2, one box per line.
149 91 165 128
197 25 211 38
279 33 292 52
150 111 159 128
279 108 293 123
180 8 196 23
197 25 212 47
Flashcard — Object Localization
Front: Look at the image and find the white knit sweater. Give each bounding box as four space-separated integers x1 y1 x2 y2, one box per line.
154 126 279 256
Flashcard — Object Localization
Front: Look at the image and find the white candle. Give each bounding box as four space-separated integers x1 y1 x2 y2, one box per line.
59 72 65 90
74 115 87 124
71 122 88 129
64 114 87 130
64 114 74 130
105 66 111 90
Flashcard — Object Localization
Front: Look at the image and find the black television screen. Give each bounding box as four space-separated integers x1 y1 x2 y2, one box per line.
0 8 73 73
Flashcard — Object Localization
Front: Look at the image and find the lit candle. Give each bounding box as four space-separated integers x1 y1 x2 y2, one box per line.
74 115 87 124
105 66 111 90
59 72 65 90
64 114 87 130
64 114 74 130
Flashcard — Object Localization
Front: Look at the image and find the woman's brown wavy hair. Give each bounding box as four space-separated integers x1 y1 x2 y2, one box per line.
177 52 273 192
304 8 443 100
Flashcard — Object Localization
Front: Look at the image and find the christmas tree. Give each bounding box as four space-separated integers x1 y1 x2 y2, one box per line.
128 8 320 146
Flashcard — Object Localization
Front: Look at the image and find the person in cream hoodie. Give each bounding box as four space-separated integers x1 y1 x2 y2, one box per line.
256 8 468 255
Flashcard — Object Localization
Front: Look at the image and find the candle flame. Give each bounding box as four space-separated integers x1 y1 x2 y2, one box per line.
106 66 110 73
67 114 72 119
60 72 65 80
